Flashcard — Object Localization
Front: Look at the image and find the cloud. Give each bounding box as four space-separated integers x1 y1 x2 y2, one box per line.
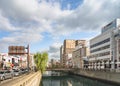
52 0 120 36
48 0 120 59
0 0 63 51
49 52 60 59
0 31 43 52
0 0 120 58
48 42 62 52
0 11 19 31
48 42 62 59
0 0 120 37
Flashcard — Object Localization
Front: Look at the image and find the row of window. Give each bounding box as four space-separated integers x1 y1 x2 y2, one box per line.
90 45 110 53
114 34 119 37
90 38 110 48
90 51 110 58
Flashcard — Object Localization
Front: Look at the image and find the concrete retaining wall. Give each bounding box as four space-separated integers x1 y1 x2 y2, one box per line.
12 72 41 86
71 69 120 85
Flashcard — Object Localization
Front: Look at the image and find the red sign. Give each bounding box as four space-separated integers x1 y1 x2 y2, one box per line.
11 64 14 67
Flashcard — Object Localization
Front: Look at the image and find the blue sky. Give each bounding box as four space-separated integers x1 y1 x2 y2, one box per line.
60 0 83 10
0 0 120 60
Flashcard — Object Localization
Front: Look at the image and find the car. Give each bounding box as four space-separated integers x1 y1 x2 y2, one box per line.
13 70 21 76
0 70 13 81
20 68 26 74
0 76 1 82
10 69 16 76
22 68 29 73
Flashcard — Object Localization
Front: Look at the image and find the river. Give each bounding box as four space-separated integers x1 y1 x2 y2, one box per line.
40 71 117 86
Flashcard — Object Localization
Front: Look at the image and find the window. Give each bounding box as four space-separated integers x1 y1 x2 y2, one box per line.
90 45 110 53
90 51 110 58
90 38 110 48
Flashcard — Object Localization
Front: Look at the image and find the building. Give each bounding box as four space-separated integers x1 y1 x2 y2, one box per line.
0 53 2 69
50 59 60 68
29 53 36 71
60 45 64 67
89 19 120 71
63 39 76 67
8 45 30 69
60 39 88 68
64 40 76 54
0 53 22 69
72 40 89 68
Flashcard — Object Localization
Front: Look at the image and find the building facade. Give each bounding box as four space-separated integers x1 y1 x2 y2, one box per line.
8 45 30 69
0 53 27 69
60 39 88 68
63 40 76 67
60 45 64 67
89 19 120 71
72 40 89 68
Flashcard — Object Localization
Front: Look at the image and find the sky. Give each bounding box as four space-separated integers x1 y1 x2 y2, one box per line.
0 0 120 60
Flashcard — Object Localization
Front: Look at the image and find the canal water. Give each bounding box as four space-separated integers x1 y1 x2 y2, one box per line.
40 71 117 86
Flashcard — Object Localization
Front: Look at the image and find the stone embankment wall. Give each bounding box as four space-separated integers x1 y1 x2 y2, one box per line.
70 69 120 85
12 72 41 86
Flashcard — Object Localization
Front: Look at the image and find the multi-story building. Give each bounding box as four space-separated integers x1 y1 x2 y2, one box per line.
60 45 64 67
60 39 88 68
89 19 120 71
8 45 30 69
64 40 76 54
0 53 21 69
72 40 89 68
51 59 60 68
63 39 76 67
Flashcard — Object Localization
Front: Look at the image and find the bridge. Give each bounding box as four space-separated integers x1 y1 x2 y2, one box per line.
46 68 72 71
46 68 78 73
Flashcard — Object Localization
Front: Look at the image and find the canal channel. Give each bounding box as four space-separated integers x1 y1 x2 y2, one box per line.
40 71 118 86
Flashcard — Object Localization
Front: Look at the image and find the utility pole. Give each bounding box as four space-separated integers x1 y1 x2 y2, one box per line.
26 44 30 71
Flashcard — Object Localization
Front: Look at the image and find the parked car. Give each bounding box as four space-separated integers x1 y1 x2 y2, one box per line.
13 70 21 76
10 69 16 76
0 70 13 81
20 68 26 74
0 76 1 82
25 67 31 72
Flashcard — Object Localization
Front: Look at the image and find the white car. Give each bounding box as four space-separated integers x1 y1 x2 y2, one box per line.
0 70 13 81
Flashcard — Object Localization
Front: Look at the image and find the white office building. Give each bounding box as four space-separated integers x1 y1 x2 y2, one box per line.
89 19 120 71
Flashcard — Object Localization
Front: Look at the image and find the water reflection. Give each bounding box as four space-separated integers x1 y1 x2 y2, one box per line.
40 71 116 86
67 80 72 86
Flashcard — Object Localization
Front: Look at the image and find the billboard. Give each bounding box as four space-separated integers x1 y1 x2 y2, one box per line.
8 46 26 55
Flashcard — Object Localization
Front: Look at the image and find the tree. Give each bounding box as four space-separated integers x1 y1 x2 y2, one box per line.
34 52 48 73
